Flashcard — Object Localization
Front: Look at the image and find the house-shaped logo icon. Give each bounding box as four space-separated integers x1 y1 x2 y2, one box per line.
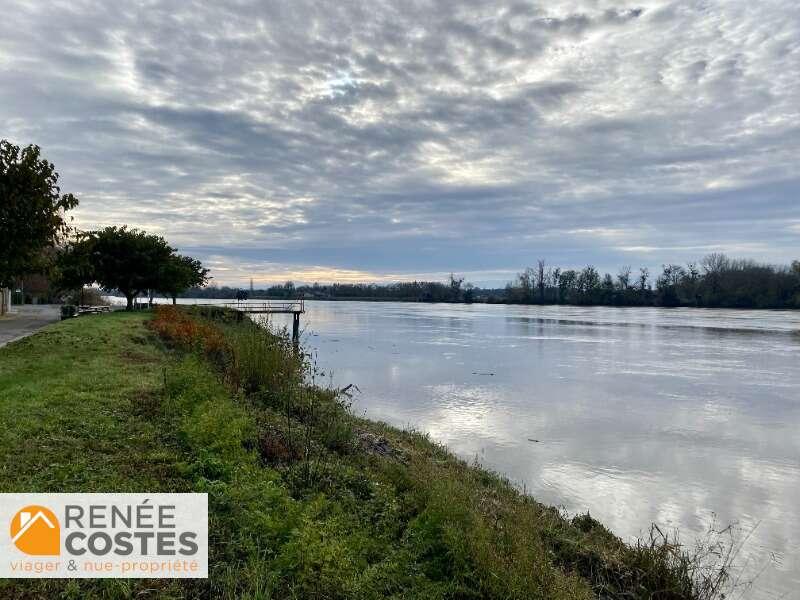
9 505 60 555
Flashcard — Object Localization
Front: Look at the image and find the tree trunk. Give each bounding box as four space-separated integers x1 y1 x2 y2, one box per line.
172 295 177 305
126 294 134 310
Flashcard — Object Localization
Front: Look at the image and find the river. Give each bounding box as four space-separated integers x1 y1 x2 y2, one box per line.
146 299 800 597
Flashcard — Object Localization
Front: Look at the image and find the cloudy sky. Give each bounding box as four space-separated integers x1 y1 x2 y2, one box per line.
1 0 798 286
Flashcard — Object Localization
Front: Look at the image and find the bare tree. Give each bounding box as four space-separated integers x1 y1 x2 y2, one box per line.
701 253 728 296
638 267 650 291
701 253 729 275
536 259 546 302
617 265 632 290
686 262 699 282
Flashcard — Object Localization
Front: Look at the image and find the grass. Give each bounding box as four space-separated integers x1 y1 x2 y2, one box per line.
0 308 728 599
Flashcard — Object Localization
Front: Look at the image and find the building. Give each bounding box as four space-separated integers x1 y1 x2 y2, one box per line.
17 273 53 304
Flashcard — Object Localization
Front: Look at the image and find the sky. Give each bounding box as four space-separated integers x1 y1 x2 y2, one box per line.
1 0 798 287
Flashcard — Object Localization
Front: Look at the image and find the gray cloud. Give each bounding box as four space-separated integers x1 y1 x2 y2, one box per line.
1 0 798 285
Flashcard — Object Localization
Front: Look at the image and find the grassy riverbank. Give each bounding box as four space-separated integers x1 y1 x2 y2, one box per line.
0 309 725 599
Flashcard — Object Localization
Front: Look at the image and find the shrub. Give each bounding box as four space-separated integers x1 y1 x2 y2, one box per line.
149 305 231 368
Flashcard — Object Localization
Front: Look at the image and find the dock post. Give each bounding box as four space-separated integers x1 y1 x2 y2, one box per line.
292 312 300 343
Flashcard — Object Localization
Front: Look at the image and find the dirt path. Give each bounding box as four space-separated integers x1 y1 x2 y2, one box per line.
0 305 61 348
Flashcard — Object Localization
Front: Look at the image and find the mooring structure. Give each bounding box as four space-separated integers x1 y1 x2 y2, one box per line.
206 299 305 341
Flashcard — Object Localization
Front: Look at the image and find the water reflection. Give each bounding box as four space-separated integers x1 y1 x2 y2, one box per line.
288 301 799 600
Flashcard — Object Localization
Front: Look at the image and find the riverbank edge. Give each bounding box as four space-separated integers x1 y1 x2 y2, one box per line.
0 309 723 599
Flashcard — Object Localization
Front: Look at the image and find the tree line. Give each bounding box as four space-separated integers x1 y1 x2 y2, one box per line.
505 256 800 309
0 140 209 310
185 274 477 303
185 257 800 309
188 279 474 302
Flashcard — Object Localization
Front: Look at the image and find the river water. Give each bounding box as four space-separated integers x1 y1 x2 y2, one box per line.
151 299 800 597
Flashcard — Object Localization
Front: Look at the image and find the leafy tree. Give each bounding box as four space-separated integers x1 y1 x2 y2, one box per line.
58 228 209 309
53 232 97 301
577 266 600 302
558 269 577 303
0 140 78 288
655 264 685 307
157 254 210 304
463 282 475 303
63 227 174 309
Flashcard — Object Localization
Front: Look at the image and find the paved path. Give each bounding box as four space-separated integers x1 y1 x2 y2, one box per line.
0 305 61 349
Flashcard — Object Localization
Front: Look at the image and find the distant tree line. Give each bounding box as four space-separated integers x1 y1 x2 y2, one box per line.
184 255 800 310
185 274 478 303
505 255 800 309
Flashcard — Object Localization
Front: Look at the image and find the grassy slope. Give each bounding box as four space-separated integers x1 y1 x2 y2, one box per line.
0 313 198 598
0 311 706 599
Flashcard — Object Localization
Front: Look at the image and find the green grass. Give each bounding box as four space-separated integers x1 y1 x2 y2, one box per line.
0 310 725 599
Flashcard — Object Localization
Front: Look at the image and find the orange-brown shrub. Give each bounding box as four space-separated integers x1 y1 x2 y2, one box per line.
149 305 308 410
149 305 230 362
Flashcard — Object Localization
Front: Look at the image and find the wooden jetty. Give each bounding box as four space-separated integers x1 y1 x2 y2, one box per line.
200 300 305 341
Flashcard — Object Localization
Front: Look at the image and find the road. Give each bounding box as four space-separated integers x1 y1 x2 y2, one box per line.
0 305 61 349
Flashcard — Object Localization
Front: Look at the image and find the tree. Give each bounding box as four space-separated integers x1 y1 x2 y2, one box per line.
536 259 546 302
0 140 78 289
638 267 649 291
701 253 728 298
463 282 475 303
53 232 97 302
656 264 686 307
448 273 465 302
577 265 600 302
157 254 210 304
551 267 561 301
75 227 174 309
657 264 686 288
558 269 577 303
59 227 210 309
617 265 631 290
519 267 535 303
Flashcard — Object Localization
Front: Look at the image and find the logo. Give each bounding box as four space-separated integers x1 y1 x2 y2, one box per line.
10 506 60 556
1 493 207 578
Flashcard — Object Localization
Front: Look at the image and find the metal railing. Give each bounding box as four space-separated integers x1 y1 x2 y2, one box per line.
200 299 305 313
